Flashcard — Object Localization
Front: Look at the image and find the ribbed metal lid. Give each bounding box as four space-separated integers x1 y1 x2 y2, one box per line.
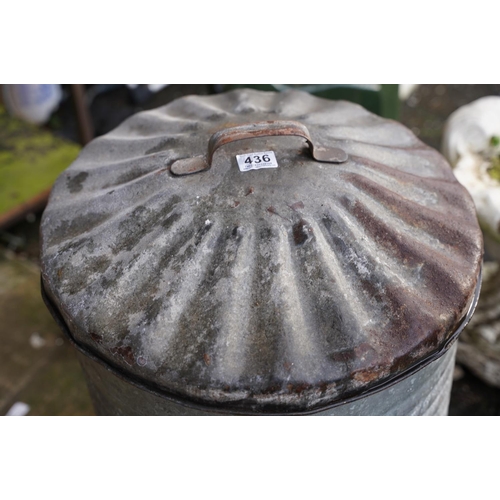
40 89 483 413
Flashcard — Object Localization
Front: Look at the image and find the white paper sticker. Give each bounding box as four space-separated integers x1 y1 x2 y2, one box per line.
236 151 278 172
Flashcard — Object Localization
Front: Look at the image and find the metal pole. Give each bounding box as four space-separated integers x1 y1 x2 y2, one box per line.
71 84 94 146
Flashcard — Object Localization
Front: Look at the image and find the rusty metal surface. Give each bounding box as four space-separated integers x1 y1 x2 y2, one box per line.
77 342 458 415
40 89 483 413
70 85 94 146
171 120 347 175
41 275 478 415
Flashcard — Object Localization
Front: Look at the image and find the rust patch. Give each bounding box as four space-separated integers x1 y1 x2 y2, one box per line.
289 201 304 211
110 345 135 366
233 200 240 208
318 382 329 393
89 331 103 344
286 382 313 394
353 369 382 383
203 353 211 366
292 219 313 245
329 349 357 363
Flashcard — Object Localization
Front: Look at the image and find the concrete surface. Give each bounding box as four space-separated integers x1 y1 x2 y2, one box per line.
0 249 93 416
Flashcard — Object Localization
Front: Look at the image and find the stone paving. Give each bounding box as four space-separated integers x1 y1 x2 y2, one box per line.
0 249 93 415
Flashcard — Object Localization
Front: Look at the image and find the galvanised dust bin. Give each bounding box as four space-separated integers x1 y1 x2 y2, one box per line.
40 89 483 415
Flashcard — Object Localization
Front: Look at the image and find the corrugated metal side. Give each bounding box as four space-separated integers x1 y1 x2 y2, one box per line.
78 343 457 416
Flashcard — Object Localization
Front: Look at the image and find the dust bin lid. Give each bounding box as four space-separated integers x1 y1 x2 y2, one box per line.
40 89 483 414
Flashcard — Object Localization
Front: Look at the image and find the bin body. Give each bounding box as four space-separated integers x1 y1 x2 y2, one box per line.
40 89 482 415
76 344 457 416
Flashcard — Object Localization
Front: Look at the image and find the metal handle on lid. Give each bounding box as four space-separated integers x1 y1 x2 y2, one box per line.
170 120 348 176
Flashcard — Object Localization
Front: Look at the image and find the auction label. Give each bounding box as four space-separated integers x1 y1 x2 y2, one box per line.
236 151 278 172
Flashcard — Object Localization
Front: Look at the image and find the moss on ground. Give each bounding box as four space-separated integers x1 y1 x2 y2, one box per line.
0 105 80 216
